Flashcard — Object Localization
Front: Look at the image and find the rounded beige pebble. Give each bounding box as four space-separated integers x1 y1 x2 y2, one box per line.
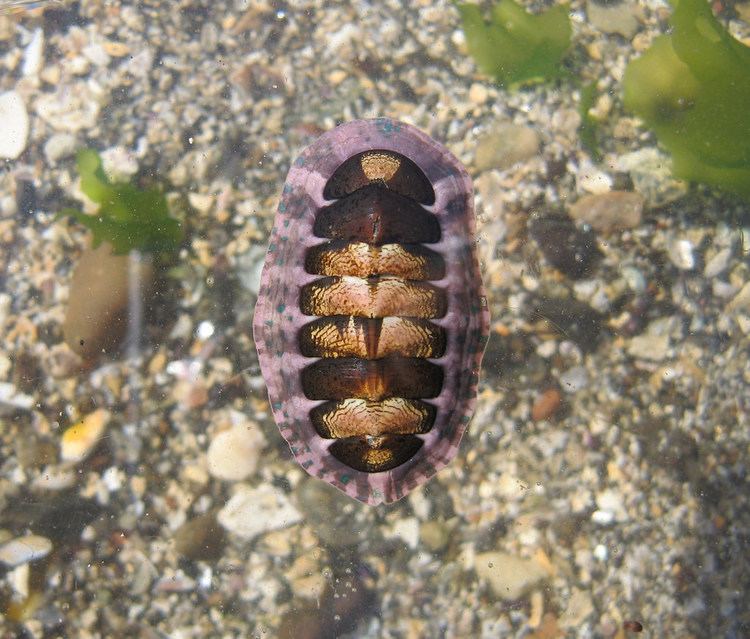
60 408 109 463
475 551 547 601
568 191 644 234
327 69 347 86
62 242 155 359
469 82 489 105
474 122 540 172
217 484 302 540
206 425 265 481
0 91 30 159
0 535 53 567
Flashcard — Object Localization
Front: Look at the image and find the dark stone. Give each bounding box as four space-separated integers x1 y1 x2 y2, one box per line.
528 297 604 352
529 214 602 279
0 491 104 543
173 511 226 562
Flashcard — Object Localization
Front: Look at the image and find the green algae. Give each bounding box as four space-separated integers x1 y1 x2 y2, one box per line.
58 149 182 254
579 81 602 161
623 0 750 198
456 0 572 87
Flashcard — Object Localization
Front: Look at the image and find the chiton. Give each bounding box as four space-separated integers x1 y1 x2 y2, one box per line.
253 118 489 505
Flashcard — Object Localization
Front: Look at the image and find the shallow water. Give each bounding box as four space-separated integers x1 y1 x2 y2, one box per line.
0 1 748 637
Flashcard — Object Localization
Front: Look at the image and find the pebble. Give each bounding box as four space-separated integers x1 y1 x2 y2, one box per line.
173 511 226 561
591 509 615 525
474 123 540 172
172 377 209 410
531 298 604 352
102 41 130 58
188 192 214 214
206 424 265 481
586 0 639 39
529 215 602 279
0 535 53 567
82 43 111 68
531 388 562 421
217 484 302 541
727 282 750 314
576 160 613 194
154 571 196 593
703 247 732 278
621 266 646 294
235 245 267 297
100 146 139 181
559 366 589 393
0 91 30 160
475 171 507 224
668 238 695 270
286 555 328 600
43 133 78 164
387 516 420 550
568 191 644 234
616 148 688 207
593 544 608 561
529 590 544 628
468 82 488 105
62 243 155 359
475 552 547 601
595 489 628 522
420 519 452 553
327 69 347 86
627 334 670 361
60 408 109 463
7 563 30 600
35 84 102 132
22 28 44 77
0 381 34 411
31 465 77 491
559 588 595 629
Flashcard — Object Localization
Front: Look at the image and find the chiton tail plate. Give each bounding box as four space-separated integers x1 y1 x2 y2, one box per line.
253 118 490 505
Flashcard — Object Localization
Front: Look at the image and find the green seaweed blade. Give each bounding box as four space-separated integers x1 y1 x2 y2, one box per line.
57 150 182 255
456 0 571 87
623 0 750 197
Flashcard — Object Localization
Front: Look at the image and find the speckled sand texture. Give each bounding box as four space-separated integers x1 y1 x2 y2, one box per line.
0 1 748 637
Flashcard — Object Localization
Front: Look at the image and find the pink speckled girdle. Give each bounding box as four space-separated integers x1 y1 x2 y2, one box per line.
253 118 489 505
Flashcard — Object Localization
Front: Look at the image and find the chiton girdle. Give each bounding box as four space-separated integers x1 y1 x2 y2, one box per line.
253 118 489 505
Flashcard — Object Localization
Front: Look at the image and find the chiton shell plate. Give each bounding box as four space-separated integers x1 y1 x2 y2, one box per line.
253 118 489 505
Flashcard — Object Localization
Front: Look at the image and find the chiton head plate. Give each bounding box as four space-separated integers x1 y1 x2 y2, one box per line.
253 118 489 505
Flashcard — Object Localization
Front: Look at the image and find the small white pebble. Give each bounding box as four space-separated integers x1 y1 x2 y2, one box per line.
196 320 215 340
536 340 557 358
0 382 34 410
218 484 302 540
0 91 29 160
591 510 615 525
188 192 214 214
559 366 588 393
22 28 44 77
44 133 78 164
668 238 695 270
102 466 125 492
0 535 53 567
207 425 265 481
390 517 420 550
